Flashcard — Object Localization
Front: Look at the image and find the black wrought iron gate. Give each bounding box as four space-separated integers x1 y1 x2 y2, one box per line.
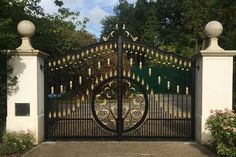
45 25 194 140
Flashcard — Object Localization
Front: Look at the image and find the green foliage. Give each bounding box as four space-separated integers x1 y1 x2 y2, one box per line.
101 0 236 56
206 109 236 157
0 131 34 155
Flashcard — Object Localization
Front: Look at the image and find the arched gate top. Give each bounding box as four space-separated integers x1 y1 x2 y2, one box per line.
47 40 192 71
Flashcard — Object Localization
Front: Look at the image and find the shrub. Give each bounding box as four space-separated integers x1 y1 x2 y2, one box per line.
206 109 236 157
0 131 34 155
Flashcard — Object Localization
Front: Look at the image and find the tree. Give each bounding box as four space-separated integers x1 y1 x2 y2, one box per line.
141 5 160 45
101 0 236 56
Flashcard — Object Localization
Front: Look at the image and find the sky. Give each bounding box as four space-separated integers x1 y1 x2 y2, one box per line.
39 0 137 38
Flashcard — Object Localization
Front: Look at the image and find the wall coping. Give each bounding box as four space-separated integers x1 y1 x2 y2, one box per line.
3 49 49 58
193 50 236 58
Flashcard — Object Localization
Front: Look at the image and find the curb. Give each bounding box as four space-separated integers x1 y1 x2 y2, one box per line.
21 143 41 157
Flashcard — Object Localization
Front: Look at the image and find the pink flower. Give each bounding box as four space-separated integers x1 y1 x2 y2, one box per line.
210 109 214 113
27 129 32 133
224 108 229 112
215 109 218 113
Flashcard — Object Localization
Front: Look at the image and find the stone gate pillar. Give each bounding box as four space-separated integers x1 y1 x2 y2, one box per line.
194 21 236 144
6 20 48 144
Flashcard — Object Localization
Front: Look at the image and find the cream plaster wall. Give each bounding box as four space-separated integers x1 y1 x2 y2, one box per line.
7 55 45 144
195 55 234 144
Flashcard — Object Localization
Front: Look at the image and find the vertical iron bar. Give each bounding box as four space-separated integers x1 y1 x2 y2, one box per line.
117 35 123 139
191 61 196 139
44 64 48 140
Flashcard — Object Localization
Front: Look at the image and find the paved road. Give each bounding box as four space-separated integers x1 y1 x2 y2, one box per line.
23 141 215 157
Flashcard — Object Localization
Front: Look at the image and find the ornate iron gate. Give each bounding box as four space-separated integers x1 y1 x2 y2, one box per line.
45 25 194 140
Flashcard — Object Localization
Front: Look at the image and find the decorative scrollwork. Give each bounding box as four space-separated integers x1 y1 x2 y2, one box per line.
93 78 147 132
102 24 138 42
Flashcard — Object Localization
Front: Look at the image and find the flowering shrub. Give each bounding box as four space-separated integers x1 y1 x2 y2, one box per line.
206 109 236 157
0 130 34 155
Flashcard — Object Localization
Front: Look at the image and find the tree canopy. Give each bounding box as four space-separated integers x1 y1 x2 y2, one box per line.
101 0 236 56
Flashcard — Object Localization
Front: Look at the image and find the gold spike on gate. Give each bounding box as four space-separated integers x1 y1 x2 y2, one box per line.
100 45 103 51
69 81 73 89
88 68 92 76
107 58 110 66
141 79 145 85
123 70 126 76
146 84 149 91
165 55 168 61
51 86 54 94
174 111 177 118
177 85 180 94
49 112 52 118
79 76 82 85
167 81 170 90
100 75 103 81
98 61 101 70
137 76 140 82
91 84 94 90
130 58 133 66
151 89 154 94
109 71 113 77
60 85 63 93
72 104 76 112
186 87 189 95
95 78 99 84
85 50 89 55
53 112 57 118
86 89 89 95
188 62 192 68
156 52 159 58
151 50 154 55
141 47 145 52
188 112 191 118
63 109 66 116
95 46 99 52
137 45 140 50
58 111 61 118
67 108 71 115
123 43 126 49
158 76 161 85
114 70 117 76
127 70 131 77
127 44 130 49
132 73 135 80
148 68 152 76
81 95 85 102
114 43 117 49
139 62 142 69
105 74 108 79
77 100 80 107
132 44 135 50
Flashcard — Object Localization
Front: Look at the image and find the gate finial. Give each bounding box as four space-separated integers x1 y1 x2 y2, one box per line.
16 20 35 50
102 23 138 42
204 21 224 51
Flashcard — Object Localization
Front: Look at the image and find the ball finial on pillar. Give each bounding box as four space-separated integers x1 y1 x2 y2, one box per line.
16 20 35 51
204 21 224 51
17 20 35 37
205 21 223 38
